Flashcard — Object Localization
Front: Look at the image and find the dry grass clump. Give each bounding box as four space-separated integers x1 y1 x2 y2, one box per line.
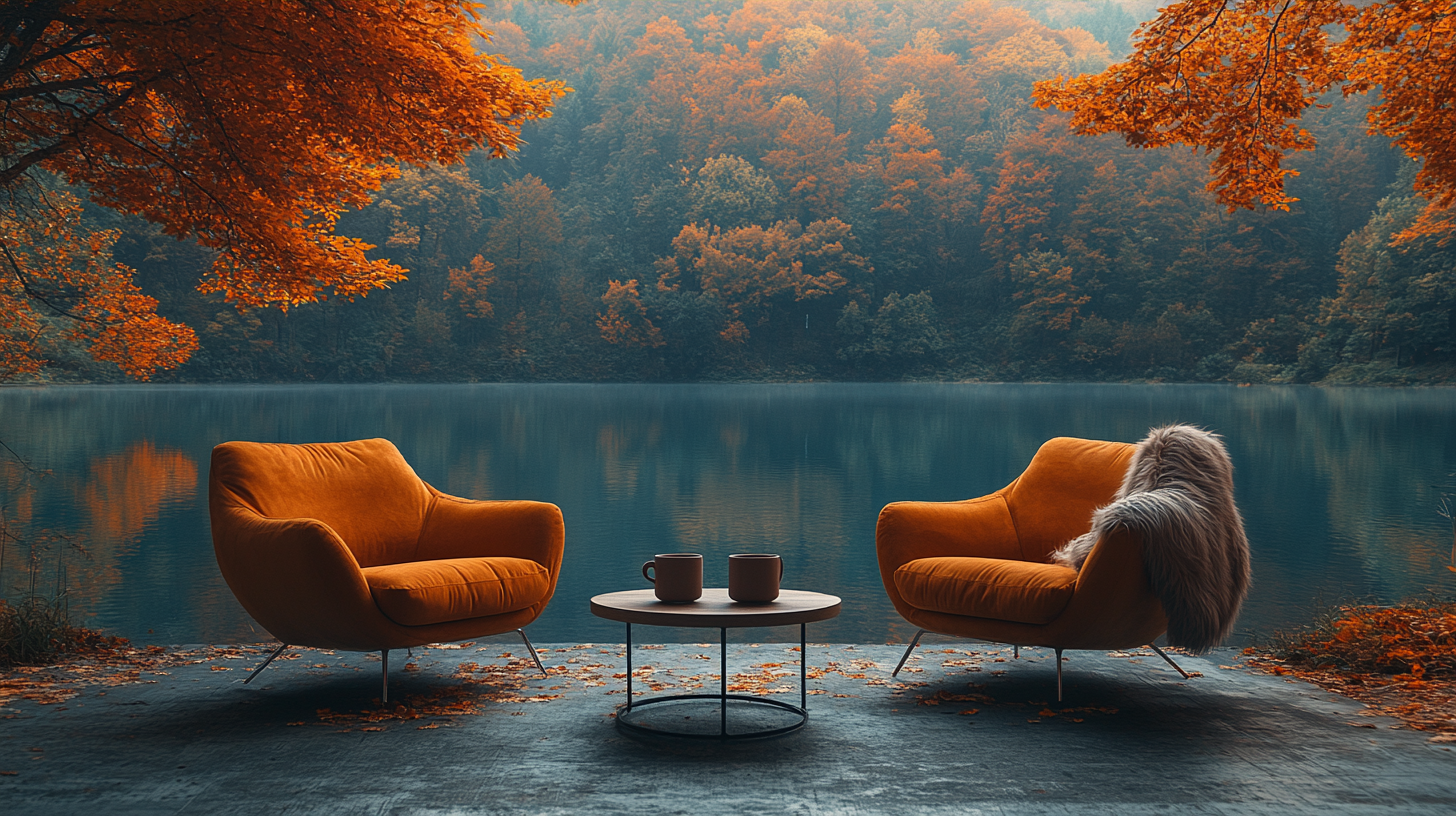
0 597 122 668
0 597 75 667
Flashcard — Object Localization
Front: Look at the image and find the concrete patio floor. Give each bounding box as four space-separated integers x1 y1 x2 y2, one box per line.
2 637 1453 815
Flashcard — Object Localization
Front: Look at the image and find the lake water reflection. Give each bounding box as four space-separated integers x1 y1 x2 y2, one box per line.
3 383 1453 646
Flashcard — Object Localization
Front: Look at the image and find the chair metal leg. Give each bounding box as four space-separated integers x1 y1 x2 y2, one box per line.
1148 643 1191 679
381 649 389 704
880 637 1182 701
892 629 925 677
243 643 288 685
1014 645 1019 660
517 628 549 677
1055 648 1064 702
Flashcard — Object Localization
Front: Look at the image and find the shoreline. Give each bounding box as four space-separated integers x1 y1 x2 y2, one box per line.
5 378 1456 388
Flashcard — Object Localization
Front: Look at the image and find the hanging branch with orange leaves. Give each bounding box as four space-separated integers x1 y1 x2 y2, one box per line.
0 1 570 378
0 187 197 379
1033 0 1456 238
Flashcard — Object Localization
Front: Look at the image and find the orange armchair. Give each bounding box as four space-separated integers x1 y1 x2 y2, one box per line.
209 438 565 700
877 437 1184 698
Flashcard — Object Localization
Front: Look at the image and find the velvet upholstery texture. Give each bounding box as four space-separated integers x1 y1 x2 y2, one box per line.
876 437 1168 651
894 557 1078 624
209 438 565 651
363 557 552 627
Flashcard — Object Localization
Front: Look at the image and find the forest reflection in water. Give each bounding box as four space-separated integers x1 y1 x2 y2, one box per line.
2 383 1453 646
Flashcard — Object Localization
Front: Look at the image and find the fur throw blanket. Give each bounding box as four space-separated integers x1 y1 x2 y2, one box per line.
1051 424 1251 652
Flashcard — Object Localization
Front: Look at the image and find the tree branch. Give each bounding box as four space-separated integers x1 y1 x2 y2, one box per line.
0 71 144 102
0 81 138 187
14 30 104 75
0 0 63 87
0 437 42 475
0 237 99 324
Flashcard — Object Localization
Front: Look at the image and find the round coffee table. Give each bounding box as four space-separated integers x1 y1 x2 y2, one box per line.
589 588 841 739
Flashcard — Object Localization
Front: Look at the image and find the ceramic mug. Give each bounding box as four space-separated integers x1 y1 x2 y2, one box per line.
728 553 783 603
642 553 703 603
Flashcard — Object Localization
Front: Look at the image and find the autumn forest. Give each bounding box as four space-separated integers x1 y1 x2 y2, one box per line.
7 0 1454 385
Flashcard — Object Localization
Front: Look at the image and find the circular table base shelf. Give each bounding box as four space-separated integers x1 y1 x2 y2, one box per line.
615 694 807 740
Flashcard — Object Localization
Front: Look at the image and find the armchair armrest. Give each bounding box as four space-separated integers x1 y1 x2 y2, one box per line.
209 504 385 650
416 489 565 578
875 492 1021 622
876 492 1021 573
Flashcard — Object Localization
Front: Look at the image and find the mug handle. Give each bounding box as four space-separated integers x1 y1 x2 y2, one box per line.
779 559 784 580
642 561 656 584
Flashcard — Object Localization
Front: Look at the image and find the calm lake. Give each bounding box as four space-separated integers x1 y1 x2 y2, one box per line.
3 383 1453 646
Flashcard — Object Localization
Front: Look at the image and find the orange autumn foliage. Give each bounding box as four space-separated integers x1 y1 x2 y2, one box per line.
762 97 851 219
1249 601 1456 734
597 280 665 349
1010 252 1090 335
690 45 777 160
1282 604 1456 677
783 36 877 132
980 156 1059 263
942 0 1058 61
878 32 986 148
1033 0 1456 237
445 256 498 321
655 219 869 342
1 1 570 377
864 91 981 257
0 190 197 379
484 176 564 281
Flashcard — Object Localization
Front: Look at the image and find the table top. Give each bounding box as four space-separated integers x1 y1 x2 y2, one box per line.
589 588 841 628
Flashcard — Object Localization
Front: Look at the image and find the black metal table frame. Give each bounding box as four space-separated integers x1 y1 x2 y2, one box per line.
617 621 809 739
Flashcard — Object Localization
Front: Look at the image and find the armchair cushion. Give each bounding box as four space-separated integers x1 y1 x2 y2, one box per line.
894 556 1078 625
363 557 551 627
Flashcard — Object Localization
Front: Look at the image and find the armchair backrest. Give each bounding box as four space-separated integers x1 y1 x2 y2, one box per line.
210 439 432 567
1004 437 1134 562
